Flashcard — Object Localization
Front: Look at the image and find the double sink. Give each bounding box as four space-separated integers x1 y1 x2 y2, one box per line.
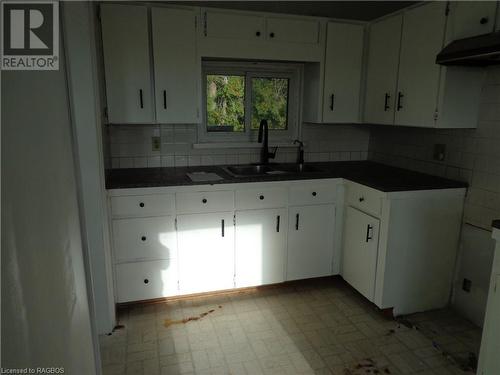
224 163 324 177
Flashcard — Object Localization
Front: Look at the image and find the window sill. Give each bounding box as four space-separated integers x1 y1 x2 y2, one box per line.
192 142 301 150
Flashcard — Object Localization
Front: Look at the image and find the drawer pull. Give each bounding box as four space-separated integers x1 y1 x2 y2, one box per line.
359 197 365 202
141 236 147 242
221 219 225 237
139 202 145 207
312 191 317 197
276 215 280 233
143 278 149 284
202 198 207 204
259 195 264 200
256 31 261 37
366 224 373 242
295 213 300 230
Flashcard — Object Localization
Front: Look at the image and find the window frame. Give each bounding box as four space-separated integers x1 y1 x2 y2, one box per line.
199 61 301 144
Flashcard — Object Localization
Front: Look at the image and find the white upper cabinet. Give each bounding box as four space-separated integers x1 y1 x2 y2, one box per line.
395 2 447 127
322 22 364 123
152 7 200 124
364 15 403 125
100 4 154 124
205 10 265 40
266 17 319 44
447 1 497 41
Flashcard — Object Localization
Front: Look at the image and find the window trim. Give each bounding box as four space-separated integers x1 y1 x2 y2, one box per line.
199 61 302 144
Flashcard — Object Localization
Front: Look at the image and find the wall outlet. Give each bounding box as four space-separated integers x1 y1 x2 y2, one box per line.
152 136 161 152
462 278 472 293
433 144 446 161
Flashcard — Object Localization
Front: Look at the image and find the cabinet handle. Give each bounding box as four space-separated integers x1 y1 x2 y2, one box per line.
259 195 264 200
256 31 261 37
276 215 280 232
330 94 335 111
139 202 145 208
269 32 275 38
141 236 146 242
397 92 404 111
295 213 300 230
366 224 373 242
139 89 144 109
163 90 167 109
312 191 317 197
384 93 391 111
202 198 207 204
221 219 225 237
359 197 365 202
144 279 149 284
480 17 489 24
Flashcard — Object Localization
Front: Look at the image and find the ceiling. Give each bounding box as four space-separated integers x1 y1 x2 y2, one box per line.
167 1 418 21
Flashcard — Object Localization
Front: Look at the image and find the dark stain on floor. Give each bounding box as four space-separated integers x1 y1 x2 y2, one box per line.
164 305 222 328
344 358 391 374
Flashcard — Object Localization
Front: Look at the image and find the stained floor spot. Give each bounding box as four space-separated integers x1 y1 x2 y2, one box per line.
163 306 221 328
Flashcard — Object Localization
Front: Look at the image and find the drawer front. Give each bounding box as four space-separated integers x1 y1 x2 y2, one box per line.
115 260 178 303
289 184 336 206
111 194 175 217
176 191 234 214
113 216 177 263
235 187 287 210
346 182 384 217
266 17 319 44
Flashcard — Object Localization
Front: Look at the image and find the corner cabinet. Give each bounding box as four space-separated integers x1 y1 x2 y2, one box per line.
99 4 200 124
100 4 154 124
322 22 364 123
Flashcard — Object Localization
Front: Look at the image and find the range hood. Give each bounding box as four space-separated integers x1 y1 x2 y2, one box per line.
436 31 500 66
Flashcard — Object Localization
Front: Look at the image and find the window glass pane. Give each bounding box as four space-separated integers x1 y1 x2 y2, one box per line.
251 77 289 130
206 74 245 132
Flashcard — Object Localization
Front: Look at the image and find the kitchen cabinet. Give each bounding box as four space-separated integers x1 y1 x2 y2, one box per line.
152 7 199 124
235 208 287 287
204 10 265 40
287 204 335 281
100 4 154 124
177 212 235 294
342 181 466 315
322 22 364 123
364 14 403 125
395 2 447 127
446 1 498 41
266 17 319 44
477 227 500 375
342 206 380 301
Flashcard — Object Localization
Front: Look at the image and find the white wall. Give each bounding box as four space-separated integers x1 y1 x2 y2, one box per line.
1 32 97 374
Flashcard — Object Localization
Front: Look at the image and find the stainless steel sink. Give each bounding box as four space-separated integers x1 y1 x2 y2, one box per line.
224 163 323 177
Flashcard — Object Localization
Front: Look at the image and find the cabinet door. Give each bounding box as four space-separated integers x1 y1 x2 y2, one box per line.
205 10 265 41
322 23 364 123
287 205 335 281
342 206 380 302
100 4 154 123
266 17 319 44
479 275 500 375
152 8 199 124
395 3 446 127
447 2 497 41
235 208 287 288
177 212 234 294
364 14 403 125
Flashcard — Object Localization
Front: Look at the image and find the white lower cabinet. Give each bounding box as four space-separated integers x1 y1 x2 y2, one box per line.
287 204 335 280
235 208 287 288
342 206 380 302
115 260 178 302
177 212 235 294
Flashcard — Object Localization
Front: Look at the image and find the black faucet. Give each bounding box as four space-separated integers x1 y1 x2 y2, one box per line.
258 119 277 164
294 139 304 164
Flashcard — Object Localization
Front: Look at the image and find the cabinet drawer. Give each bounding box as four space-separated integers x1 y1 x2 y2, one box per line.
112 216 177 263
346 182 384 217
206 10 265 40
176 191 234 214
115 260 178 302
266 17 319 44
111 194 175 218
289 184 336 206
235 187 287 210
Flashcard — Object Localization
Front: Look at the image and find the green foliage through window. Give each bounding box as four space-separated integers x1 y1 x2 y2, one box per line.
206 75 245 132
251 77 289 130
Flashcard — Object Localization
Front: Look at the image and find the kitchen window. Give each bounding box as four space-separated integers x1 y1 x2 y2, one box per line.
200 61 301 144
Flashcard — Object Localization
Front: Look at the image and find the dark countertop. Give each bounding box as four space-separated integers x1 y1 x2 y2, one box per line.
106 161 468 193
493 220 500 230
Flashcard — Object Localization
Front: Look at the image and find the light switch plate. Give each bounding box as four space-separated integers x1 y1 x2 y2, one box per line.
152 136 161 152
